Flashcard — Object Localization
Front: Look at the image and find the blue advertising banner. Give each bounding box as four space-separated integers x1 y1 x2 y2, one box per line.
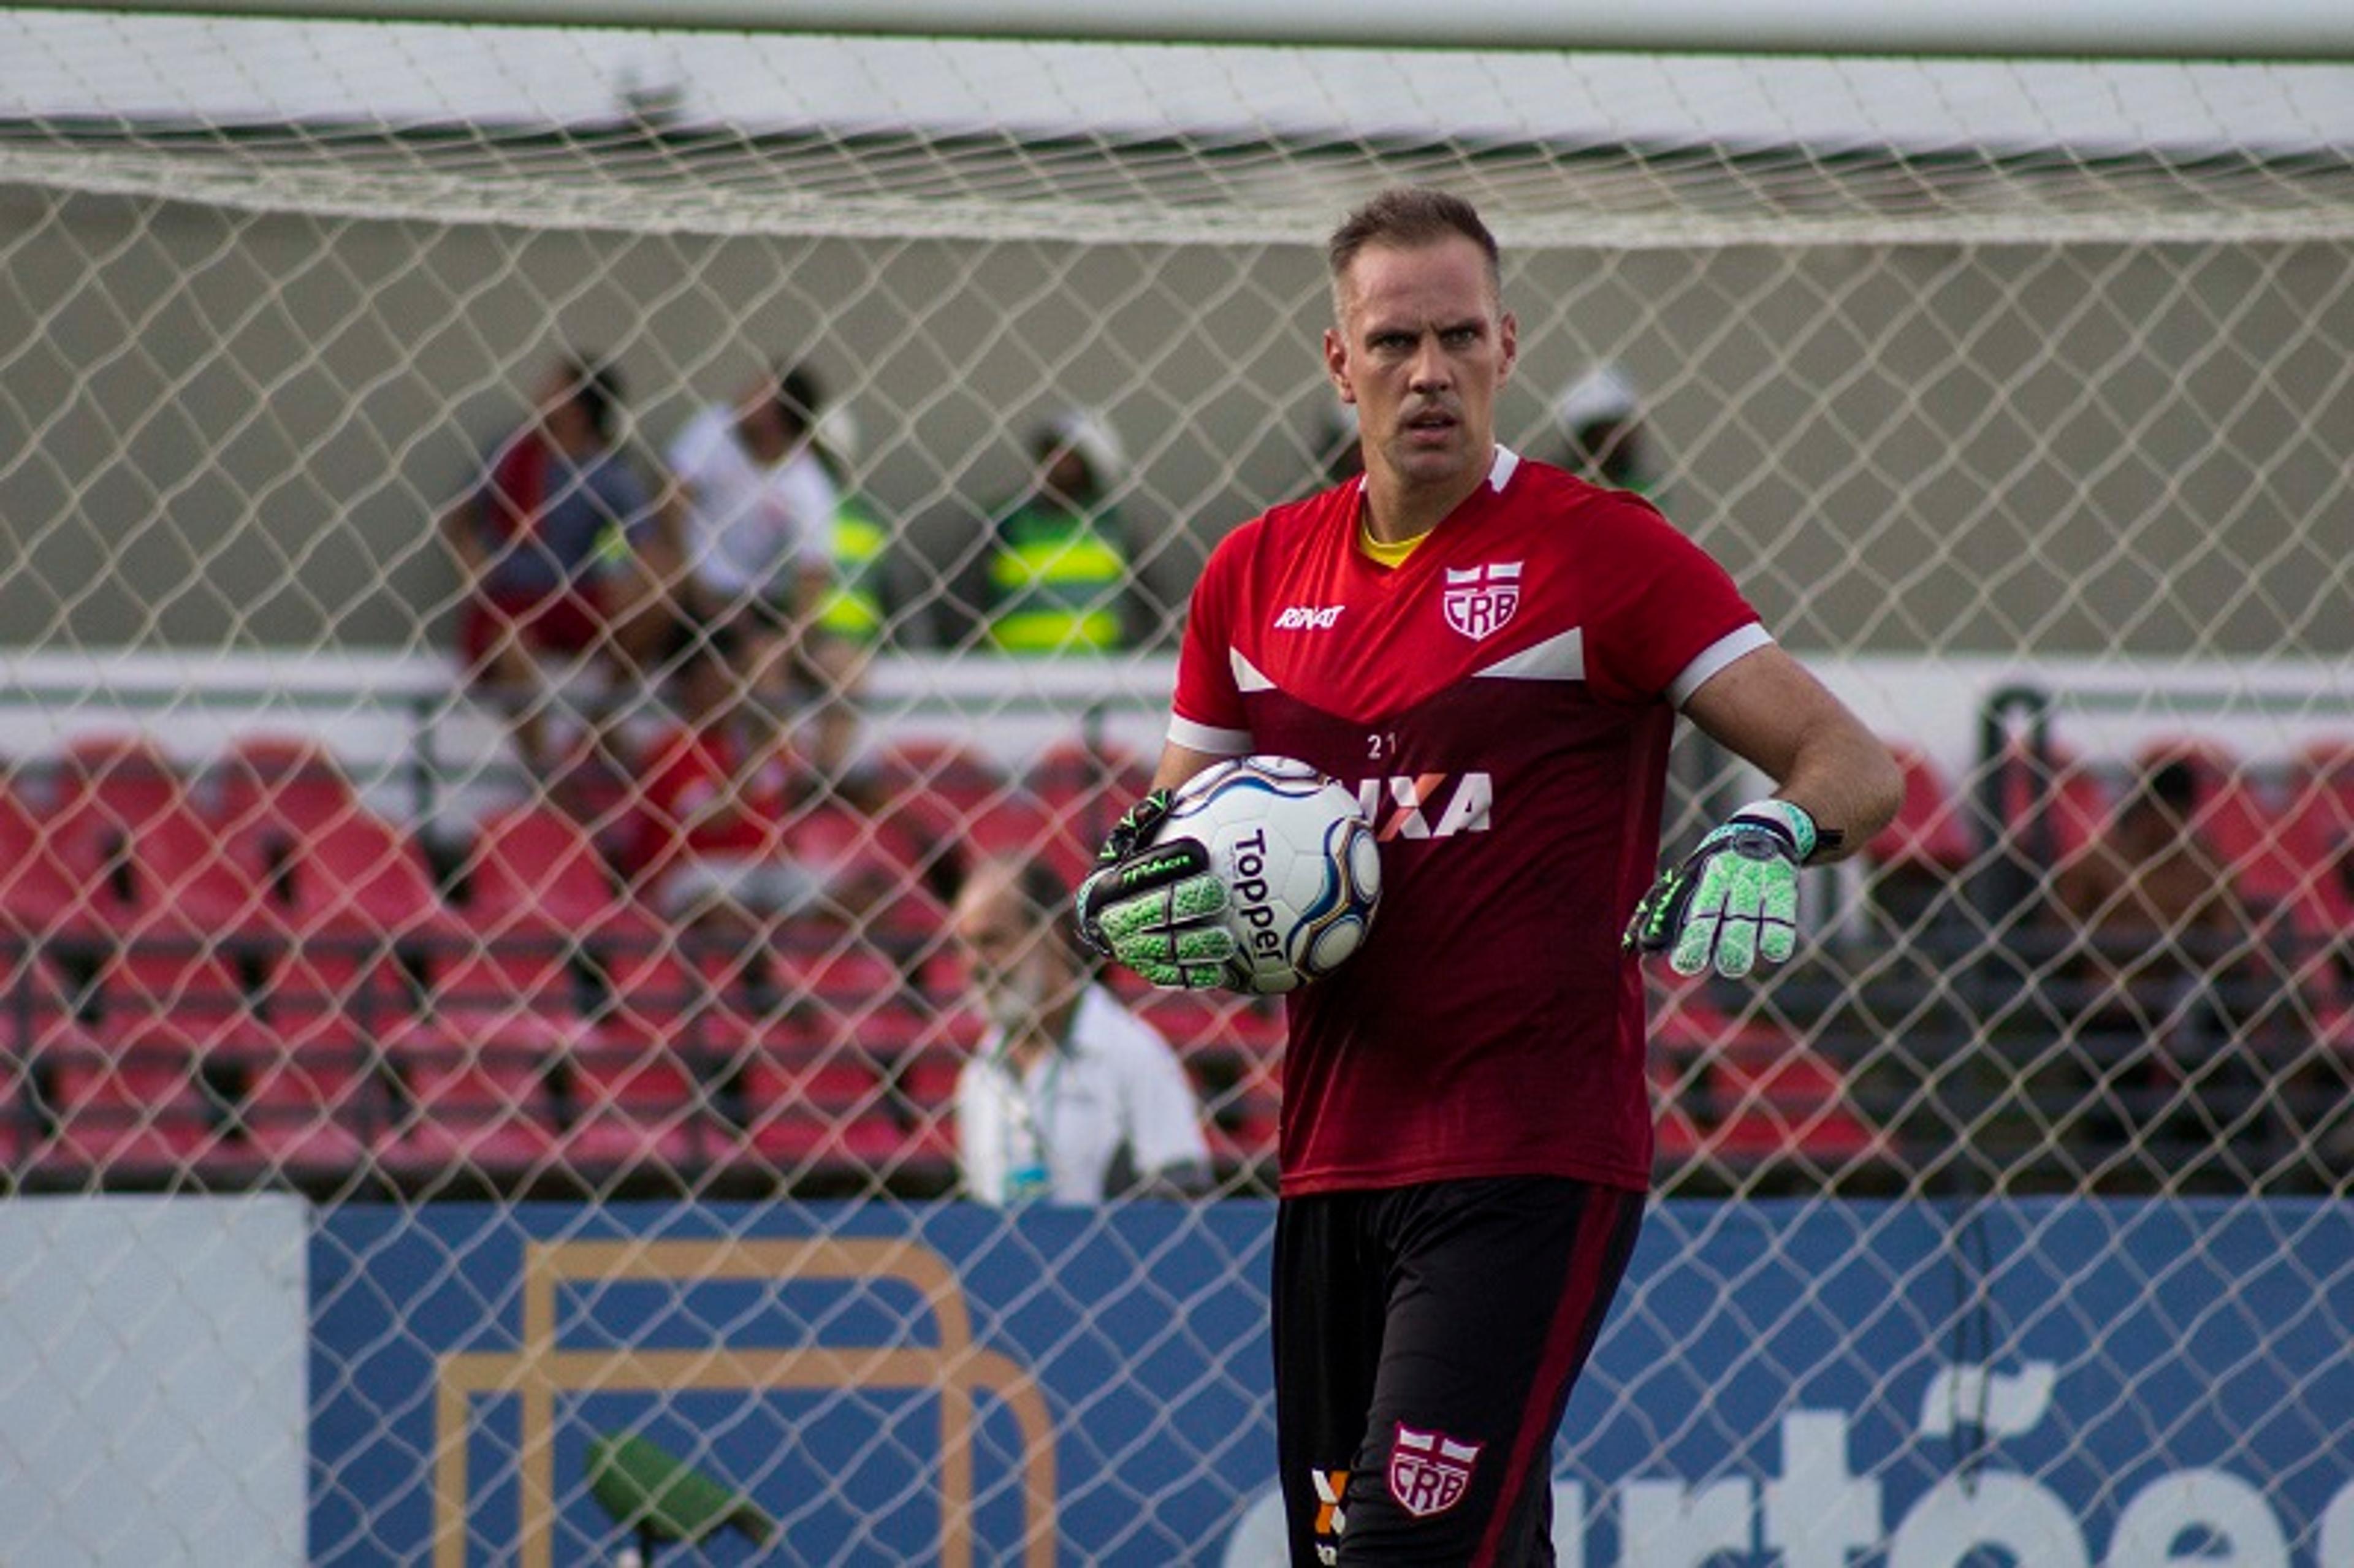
310 1200 2354 1566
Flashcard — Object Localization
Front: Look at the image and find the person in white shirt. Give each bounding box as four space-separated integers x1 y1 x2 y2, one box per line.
950 857 1211 1206
664 364 840 768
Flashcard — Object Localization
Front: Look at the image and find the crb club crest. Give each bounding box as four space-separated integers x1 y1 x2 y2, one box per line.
1387 1423 1482 1518
1442 561 1522 641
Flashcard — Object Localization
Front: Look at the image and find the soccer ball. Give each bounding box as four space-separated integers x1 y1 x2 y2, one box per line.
1156 755 1382 995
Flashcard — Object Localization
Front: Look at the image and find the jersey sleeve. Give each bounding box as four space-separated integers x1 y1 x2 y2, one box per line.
1167 522 1255 756
1580 496 1769 706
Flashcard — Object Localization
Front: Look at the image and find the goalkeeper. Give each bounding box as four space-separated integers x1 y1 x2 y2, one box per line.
1078 186 1901 1566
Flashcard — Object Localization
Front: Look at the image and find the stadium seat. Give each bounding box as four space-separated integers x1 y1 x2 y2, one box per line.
1865 741 1976 873
230 1050 373 1176
273 809 464 950
2279 740 2354 924
962 794 1096 888
210 732 362 840
0 942 77 1062
1024 737 1151 849
789 801 949 942
2133 736 2299 908
866 737 1011 828
86 943 265 1057
37 785 266 942
734 1041 908 1179
253 942 413 1054
384 948 587 1064
40 1037 221 1179
1995 736 2112 870
782 943 929 1060
458 801 647 945
1709 1048 1881 1168
378 1050 561 1181
588 942 699 1037
50 732 182 831
556 1036 706 1173
0 786 93 940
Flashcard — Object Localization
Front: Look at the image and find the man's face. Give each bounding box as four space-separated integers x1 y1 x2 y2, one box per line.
1325 236 1517 495
950 875 1071 1032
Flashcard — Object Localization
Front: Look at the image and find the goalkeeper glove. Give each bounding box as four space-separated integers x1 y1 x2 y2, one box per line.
1073 790 1236 990
1624 799 1818 978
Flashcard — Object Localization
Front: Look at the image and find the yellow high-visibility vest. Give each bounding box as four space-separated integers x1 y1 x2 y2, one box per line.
985 500 1130 655
815 498 888 643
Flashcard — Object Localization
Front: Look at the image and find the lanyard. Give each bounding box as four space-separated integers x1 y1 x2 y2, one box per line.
995 1014 1074 1203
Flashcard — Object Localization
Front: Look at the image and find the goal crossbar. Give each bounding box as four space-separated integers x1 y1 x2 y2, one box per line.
29 0 2354 61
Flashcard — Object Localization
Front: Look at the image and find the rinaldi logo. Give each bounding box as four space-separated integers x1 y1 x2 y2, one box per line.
1442 561 1522 641
1274 604 1345 630
1388 1423 1481 1518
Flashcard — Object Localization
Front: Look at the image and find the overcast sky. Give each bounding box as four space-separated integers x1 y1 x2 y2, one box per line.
4 12 2351 154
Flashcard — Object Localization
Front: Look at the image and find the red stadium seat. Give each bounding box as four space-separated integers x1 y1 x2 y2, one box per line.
1996 737 2112 870
868 738 1011 825
1024 738 1151 852
378 1051 560 1181
41 1038 220 1178
789 801 949 941
2279 740 2354 927
459 802 646 944
254 942 412 1054
275 810 463 948
1866 742 1975 873
739 1045 893 1162
210 733 362 841
384 949 586 1065
232 1051 373 1176
87 943 264 1057
556 1035 706 1171
51 732 181 831
2133 736 2300 908
38 790 267 942
0 786 93 940
1710 1048 1881 1168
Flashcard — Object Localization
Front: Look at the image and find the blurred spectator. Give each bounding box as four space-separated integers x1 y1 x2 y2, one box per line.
1555 362 1660 497
2049 756 2268 1171
949 858 1210 1205
664 363 838 759
440 353 668 775
804 404 889 799
1314 396 1363 485
977 410 1141 655
627 623 829 935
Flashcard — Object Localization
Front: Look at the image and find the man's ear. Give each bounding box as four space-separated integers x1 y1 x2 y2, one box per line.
1498 311 1520 385
1324 327 1354 403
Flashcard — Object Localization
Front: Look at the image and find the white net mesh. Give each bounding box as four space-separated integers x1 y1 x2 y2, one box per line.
1 10 2350 1565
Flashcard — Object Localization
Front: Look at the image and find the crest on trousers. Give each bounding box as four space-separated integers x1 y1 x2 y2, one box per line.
1442 561 1522 641
1387 1424 1482 1518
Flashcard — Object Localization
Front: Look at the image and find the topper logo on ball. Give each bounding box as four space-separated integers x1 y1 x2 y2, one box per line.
1442 561 1522 641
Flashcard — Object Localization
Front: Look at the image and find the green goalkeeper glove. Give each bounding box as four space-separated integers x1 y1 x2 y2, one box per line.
1073 790 1236 990
1624 799 1818 978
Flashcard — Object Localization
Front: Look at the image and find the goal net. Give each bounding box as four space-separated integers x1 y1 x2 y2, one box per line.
0 7 2350 1564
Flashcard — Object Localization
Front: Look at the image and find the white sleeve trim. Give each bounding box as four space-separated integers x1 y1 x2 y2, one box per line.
1670 622 1775 709
1168 714 1252 755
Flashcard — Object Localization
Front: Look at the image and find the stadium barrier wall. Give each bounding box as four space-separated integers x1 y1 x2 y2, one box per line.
310 1197 2354 1566
0 1195 309 1566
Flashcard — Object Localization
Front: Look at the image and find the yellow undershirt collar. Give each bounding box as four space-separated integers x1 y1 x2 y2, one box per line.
1356 508 1433 568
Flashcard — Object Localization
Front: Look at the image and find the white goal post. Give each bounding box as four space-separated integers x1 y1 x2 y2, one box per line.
1 5 2350 1565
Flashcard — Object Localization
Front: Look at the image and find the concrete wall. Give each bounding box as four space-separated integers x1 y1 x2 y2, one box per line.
1 186 2345 658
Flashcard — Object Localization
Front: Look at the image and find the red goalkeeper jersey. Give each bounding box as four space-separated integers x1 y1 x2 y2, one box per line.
1170 447 1767 1193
